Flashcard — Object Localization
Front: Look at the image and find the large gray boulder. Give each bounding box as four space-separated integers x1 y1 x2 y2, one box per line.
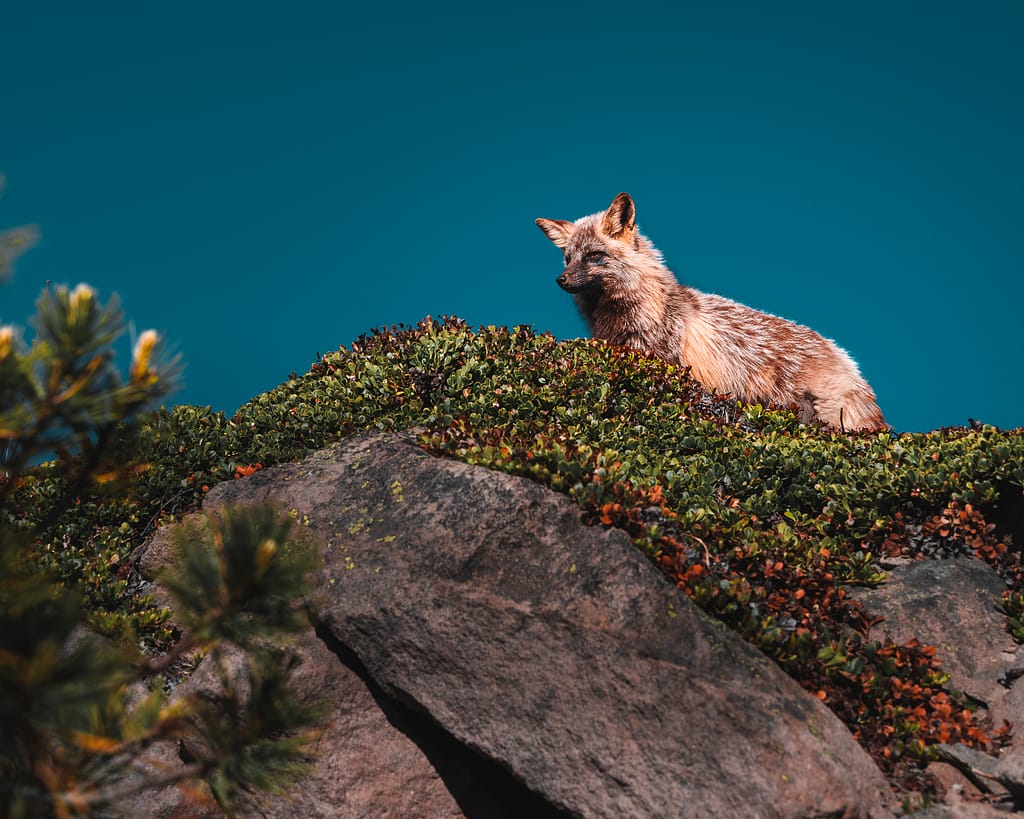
189 432 893 818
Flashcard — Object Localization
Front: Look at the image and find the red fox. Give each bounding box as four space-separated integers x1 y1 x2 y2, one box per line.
536 193 885 432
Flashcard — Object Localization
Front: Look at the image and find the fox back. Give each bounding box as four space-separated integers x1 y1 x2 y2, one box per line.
536 193 885 432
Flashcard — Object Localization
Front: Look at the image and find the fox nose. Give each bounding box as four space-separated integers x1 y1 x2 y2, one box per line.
557 272 568 288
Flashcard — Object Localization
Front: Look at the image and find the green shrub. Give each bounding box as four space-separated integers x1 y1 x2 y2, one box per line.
1 275 322 816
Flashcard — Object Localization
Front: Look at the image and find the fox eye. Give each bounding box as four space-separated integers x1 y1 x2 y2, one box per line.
586 251 607 264
564 254 572 265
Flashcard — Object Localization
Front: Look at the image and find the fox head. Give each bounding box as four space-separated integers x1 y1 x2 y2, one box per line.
535 192 643 294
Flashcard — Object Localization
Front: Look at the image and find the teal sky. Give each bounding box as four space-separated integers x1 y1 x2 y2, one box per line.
2 2 1022 433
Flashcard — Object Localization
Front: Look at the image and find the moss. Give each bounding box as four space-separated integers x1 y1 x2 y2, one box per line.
10 315 1024 786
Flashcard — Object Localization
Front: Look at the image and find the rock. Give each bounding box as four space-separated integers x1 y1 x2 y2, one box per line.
934 744 1009 800
995 744 1024 805
134 514 199 614
112 615 523 818
192 633 473 818
926 761 991 807
135 547 536 818
196 432 893 818
991 653 1024 736
854 559 1024 812
111 738 223 819
913 799 1012 818
853 559 1016 709
137 518 178 580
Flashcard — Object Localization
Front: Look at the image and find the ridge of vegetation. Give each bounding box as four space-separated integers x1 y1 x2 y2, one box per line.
14 315 1024 794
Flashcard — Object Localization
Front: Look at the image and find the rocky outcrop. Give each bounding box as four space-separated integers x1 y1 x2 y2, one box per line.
853 559 1018 716
852 560 1024 812
139 432 894 818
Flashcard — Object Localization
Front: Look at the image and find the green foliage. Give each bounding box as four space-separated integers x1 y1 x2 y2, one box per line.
0 538 132 742
14 315 1024 794
0 206 323 817
189 648 324 813
1 500 323 816
1000 591 1024 642
163 505 318 647
1 285 178 477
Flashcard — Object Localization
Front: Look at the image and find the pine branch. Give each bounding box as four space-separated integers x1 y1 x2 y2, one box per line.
60 759 209 811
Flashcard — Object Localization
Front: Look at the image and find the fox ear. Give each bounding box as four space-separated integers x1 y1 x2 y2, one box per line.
535 218 574 249
601 192 636 241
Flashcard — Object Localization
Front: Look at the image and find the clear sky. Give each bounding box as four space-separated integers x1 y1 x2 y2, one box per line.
2 2 1022 433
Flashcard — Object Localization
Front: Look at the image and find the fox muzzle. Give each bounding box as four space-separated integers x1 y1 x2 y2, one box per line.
557 268 596 294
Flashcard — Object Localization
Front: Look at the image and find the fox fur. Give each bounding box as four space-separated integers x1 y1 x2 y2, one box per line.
536 192 885 432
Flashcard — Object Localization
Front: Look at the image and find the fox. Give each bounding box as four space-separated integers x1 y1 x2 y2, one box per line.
536 192 886 432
